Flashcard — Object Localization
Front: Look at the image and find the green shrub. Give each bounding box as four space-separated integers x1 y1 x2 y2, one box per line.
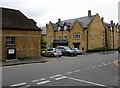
88 47 110 52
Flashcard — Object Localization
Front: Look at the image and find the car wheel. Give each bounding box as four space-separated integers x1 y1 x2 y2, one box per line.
51 54 54 57
66 52 70 56
59 55 61 57
71 53 74 56
41 53 44 56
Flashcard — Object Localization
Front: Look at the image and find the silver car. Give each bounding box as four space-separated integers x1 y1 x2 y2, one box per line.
72 48 82 55
44 48 62 57
57 46 77 56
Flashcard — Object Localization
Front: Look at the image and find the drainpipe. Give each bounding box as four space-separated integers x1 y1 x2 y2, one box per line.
87 30 88 52
113 30 114 49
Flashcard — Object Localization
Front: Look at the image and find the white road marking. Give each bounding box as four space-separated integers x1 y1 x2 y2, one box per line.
108 63 111 64
98 65 103 67
55 76 67 80
37 80 50 85
10 82 27 87
85 68 90 70
19 85 30 88
64 72 72 74
50 75 61 78
32 78 46 82
91 66 96 68
102 63 107 65
68 77 108 87
75 70 81 72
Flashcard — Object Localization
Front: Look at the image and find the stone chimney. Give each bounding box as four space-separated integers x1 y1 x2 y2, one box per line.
110 20 113 25
113 23 115 26
58 18 61 22
46 23 48 27
88 10 91 17
101 17 104 22
116 23 118 28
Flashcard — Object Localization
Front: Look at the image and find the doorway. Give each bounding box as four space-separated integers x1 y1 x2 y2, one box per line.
73 42 80 48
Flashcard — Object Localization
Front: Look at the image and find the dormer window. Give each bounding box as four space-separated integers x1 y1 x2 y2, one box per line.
58 26 61 31
110 26 113 31
117 29 119 32
64 25 67 30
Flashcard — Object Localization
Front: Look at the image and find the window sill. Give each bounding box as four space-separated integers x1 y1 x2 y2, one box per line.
73 38 80 40
5 44 16 46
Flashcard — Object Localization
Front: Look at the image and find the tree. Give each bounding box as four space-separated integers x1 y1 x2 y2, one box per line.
41 35 46 50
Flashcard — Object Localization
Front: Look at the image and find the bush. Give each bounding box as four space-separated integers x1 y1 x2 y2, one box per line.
87 47 110 52
17 57 31 60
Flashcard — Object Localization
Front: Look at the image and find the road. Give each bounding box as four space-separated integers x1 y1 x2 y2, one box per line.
2 52 119 88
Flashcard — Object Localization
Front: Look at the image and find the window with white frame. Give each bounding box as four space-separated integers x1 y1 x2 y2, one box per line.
97 21 99 24
117 28 119 32
57 35 61 40
73 33 80 39
49 28 52 32
58 26 61 31
102 30 105 34
63 35 68 40
48 35 51 40
6 37 15 45
110 26 113 31
116 36 119 40
90 33 94 39
89 44 93 49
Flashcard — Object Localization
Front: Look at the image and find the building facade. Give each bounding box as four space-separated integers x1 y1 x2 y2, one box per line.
46 10 119 52
104 21 119 50
1 7 41 61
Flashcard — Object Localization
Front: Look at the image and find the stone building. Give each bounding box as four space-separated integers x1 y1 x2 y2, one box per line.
1 7 41 61
46 10 119 52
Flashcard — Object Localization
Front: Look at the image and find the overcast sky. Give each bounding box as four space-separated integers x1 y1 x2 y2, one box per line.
1 0 119 27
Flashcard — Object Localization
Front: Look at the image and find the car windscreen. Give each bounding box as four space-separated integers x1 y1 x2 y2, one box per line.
55 49 60 51
47 49 53 51
64 47 71 50
72 48 76 50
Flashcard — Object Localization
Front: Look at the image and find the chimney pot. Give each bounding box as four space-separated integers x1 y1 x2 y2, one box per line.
111 20 113 24
88 10 91 17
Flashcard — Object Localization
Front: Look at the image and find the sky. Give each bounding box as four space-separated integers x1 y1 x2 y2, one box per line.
1 0 119 27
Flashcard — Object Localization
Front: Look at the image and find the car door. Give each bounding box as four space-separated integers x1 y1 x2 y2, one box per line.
47 49 53 56
61 47 66 55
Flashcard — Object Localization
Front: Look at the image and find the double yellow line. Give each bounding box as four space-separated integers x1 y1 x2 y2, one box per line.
113 60 120 67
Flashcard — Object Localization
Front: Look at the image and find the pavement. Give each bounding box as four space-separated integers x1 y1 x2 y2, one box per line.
1 50 119 67
1 56 57 67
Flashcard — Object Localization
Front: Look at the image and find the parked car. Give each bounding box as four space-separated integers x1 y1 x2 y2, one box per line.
43 48 62 57
41 50 46 56
72 48 82 55
57 46 77 56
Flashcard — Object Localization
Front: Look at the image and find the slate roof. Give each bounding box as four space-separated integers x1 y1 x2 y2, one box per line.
1 7 41 31
52 15 96 31
104 22 114 28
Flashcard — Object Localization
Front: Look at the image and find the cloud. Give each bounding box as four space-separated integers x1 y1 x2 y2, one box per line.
1 0 119 26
